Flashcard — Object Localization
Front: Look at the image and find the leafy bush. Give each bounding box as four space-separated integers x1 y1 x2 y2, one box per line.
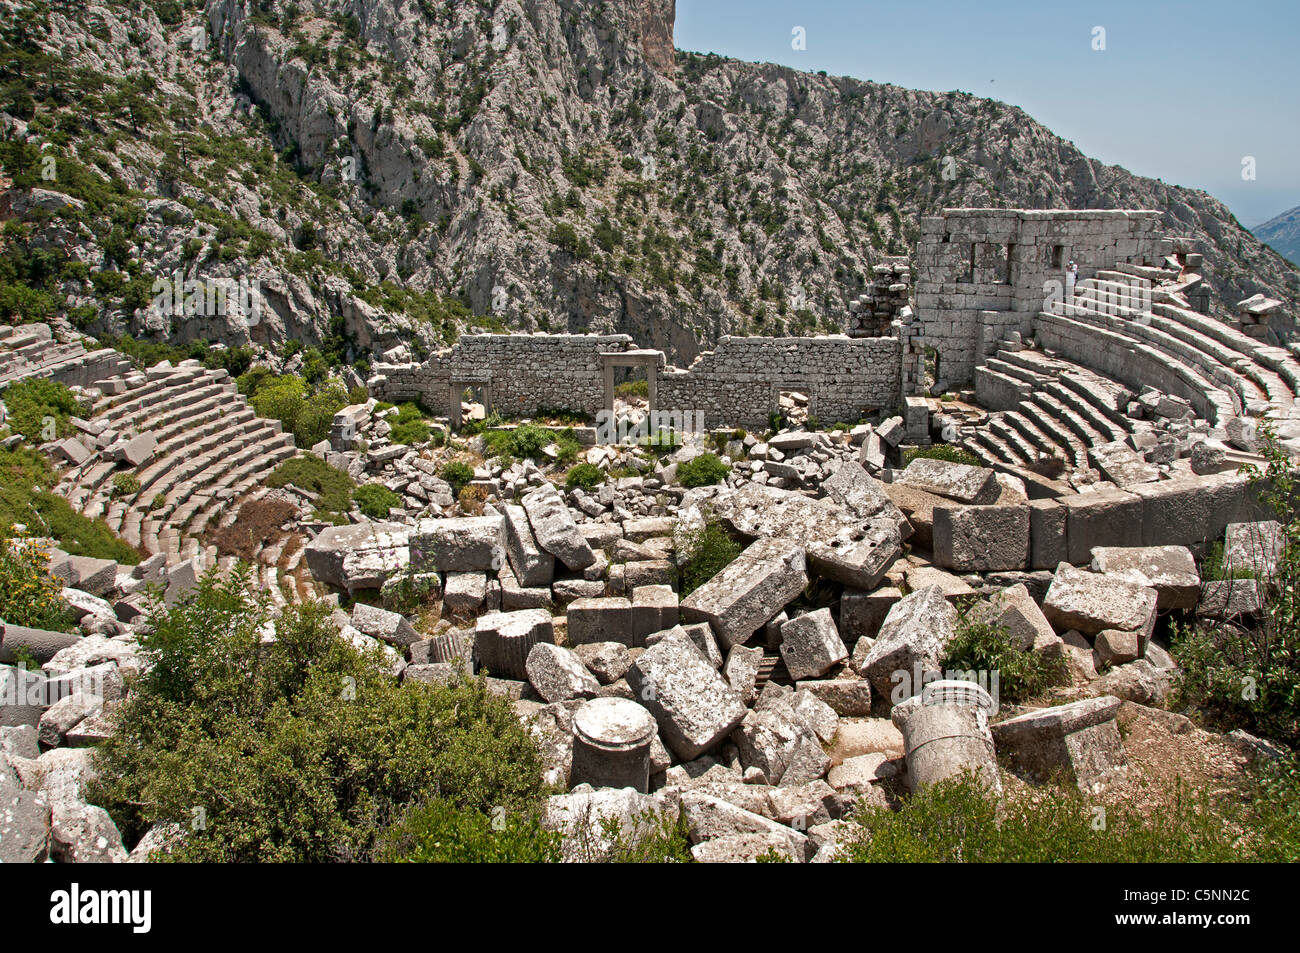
1172 423 1300 747
375 798 561 863
353 484 402 519
439 461 475 496
677 452 730 488
840 773 1251 862
89 571 548 862
2 377 83 442
0 531 72 631
678 518 741 597
614 379 649 398
111 472 141 498
565 463 606 490
485 423 551 460
903 444 980 468
387 403 432 445
243 373 347 446
942 605 1065 703
265 454 355 520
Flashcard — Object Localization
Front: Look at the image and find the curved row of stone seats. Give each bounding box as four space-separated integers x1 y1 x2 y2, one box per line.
51 358 298 563
971 348 1138 471
0 323 132 388
1036 300 1237 424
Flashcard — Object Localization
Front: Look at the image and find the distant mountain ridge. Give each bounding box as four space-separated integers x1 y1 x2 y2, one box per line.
1253 205 1300 266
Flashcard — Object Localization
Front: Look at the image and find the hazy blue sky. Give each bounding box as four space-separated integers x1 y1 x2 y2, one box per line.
675 0 1299 227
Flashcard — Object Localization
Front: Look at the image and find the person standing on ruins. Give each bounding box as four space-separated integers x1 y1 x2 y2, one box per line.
1066 259 1078 307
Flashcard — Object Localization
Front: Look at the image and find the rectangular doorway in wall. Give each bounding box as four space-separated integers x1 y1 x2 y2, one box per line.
776 389 810 429
450 381 489 432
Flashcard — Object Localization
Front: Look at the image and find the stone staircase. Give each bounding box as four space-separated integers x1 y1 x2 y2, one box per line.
53 359 298 569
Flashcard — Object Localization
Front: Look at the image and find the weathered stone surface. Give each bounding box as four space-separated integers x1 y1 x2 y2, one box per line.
722 644 763 704
570 697 656 792
1196 579 1267 619
503 504 555 587
631 585 679 643
690 831 806 863
795 677 872 716
1062 488 1143 565
680 791 809 861
412 516 504 572
525 643 600 702
305 522 409 593
893 697 1000 793
779 608 848 680
821 462 909 535
50 556 118 598
572 642 632 684
474 609 554 681
1223 520 1283 579
0 781 48 863
698 483 901 589
522 483 596 570
969 583 1057 650
991 695 1126 790
790 689 839 744
543 788 677 862
1089 545 1200 610
932 504 1030 571
0 622 80 666
838 586 901 644
1087 440 1159 487
350 602 420 647
827 753 895 791
895 457 1000 504
1028 499 1068 571
1042 564 1158 639
1091 660 1172 706
50 802 127 863
626 629 746 761
855 585 959 700
443 571 487 612
733 700 829 786
1094 629 1141 667
680 537 807 648
567 597 634 646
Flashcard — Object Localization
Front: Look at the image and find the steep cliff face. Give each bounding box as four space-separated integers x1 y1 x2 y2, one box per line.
1 0 1295 367
1254 205 1300 266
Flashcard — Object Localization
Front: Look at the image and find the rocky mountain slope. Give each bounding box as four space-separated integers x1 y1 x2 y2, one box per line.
1254 205 1300 266
1 0 1296 369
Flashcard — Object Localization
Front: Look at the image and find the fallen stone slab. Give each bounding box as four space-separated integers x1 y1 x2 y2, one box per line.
779 608 848 681
895 457 1000 505
412 515 504 572
522 483 596 570
572 642 632 684
932 504 1030 571
567 597 634 647
1094 629 1141 667
0 781 49 863
854 585 959 700
680 537 807 648
723 644 763 704
0 622 80 666
305 522 409 593
525 643 600 703
503 504 555 587
838 586 901 644
1089 545 1199 610
732 700 829 787
967 584 1057 651
990 695 1126 791
49 556 118 598
350 602 420 647
625 628 746 761
697 483 902 589
1062 488 1143 565
443 571 487 612
1223 520 1283 579
474 609 554 681
690 831 807 863
1042 564 1157 642
1087 440 1159 488
1196 579 1267 620
631 585 679 643
795 678 872 717
680 791 810 861
542 788 678 863
821 462 910 537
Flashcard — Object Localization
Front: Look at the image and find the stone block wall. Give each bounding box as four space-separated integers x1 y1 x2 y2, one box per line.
368 332 902 432
657 335 901 431
913 209 1167 390
368 334 637 418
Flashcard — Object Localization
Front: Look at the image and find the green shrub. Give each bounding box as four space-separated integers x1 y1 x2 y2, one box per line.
243 374 348 446
2 377 83 442
0 531 72 631
375 798 562 863
678 518 741 597
677 452 730 488
266 454 355 520
387 403 432 445
439 461 475 496
111 472 141 498
565 463 606 490
942 604 1066 703
903 444 980 468
88 571 548 862
504 423 552 460
353 483 402 519
840 773 1247 863
1172 422 1300 747
150 492 166 511
614 379 649 398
